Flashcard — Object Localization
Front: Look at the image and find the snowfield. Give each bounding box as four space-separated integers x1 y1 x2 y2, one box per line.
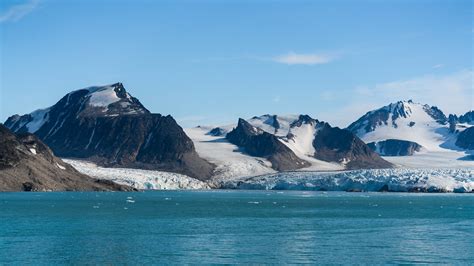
184 127 276 181
350 101 470 152
384 150 474 168
221 168 474 193
64 159 210 190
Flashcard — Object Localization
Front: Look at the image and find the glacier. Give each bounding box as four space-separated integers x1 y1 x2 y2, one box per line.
221 168 474 193
64 159 210 190
67 158 473 192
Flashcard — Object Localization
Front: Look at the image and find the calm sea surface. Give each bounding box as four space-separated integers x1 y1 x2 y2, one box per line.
0 190 472 264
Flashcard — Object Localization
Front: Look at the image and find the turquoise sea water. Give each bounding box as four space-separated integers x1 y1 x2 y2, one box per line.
0 191 472 264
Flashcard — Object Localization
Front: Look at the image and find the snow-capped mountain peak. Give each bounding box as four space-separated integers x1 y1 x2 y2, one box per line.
80 82 130 107
348 100 447 135
70 82 149 116
5 83 150 134
384 100 414 119
347 100 454 152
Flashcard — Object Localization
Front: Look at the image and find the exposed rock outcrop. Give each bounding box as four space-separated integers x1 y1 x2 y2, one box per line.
226 119 310 171
313 124 393 169
456 127 474 150
0 124 134 191
367 139 422 156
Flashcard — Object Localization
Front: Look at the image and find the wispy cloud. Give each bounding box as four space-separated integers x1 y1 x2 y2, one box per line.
272 52 337 65
0 0 39 23
432 64 444 69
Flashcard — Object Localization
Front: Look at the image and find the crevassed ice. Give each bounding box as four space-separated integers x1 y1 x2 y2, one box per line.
223 168 474 192
64 159 210 190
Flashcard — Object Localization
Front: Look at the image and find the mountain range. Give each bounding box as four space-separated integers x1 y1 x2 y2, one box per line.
1 83 473 190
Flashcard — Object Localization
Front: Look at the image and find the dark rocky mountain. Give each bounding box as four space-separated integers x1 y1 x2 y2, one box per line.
312 124 393 169
367 139 422 156
448 111 474 133
459 111 474 125
207 127 226 136
448 114 458 133
226 118 310 171
4 83 214 180
0 124 134 191
456 127 474 150
225 115 392 170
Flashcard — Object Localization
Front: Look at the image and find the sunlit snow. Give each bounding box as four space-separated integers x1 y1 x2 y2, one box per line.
64 159 210 190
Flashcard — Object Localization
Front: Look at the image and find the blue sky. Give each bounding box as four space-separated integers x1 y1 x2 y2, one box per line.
1 0 472 127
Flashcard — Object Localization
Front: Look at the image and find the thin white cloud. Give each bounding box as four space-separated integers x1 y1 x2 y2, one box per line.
272 96 281 103
0 0 39 23
273 52 336 65
432 64 444 69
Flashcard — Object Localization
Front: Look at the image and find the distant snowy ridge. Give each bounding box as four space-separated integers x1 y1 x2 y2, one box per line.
347 100 451 151
222 168 474 193
346 100 473 166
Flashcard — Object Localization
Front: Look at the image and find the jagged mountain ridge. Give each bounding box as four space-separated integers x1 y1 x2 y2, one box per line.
347 100 447 135
4 83 214 180
346 100 473 160
346 100 451 152
214 114 392 169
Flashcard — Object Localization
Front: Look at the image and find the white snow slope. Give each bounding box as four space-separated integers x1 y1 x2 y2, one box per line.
196 115 344 177
184 127 276 181
85 85 124 107
349 101 473 167
186 115 345 181
64 159 210 190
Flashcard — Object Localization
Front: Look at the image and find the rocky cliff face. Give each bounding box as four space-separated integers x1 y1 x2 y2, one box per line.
313 124 393 169
367 139 422 156
456 127 474 150
0 124 134 191
4 83 214 180
226 119 310 171
459 111 474 125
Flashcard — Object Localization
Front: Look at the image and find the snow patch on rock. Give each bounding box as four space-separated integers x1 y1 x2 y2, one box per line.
86 85 121 107
26 108 50 133
56 163 66 170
